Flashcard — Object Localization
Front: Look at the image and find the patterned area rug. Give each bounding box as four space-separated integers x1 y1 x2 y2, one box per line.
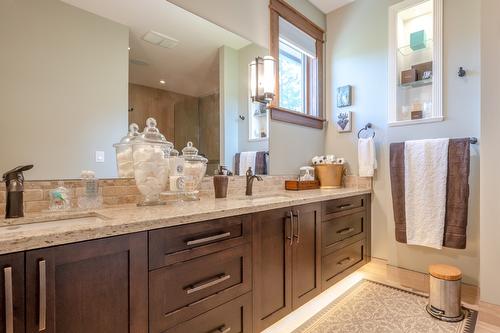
293 280 477 333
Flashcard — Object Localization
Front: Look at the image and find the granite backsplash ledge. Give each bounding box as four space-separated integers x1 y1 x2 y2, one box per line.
0 175 371 215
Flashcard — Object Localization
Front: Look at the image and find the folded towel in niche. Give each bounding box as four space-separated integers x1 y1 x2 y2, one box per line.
389 138 471 249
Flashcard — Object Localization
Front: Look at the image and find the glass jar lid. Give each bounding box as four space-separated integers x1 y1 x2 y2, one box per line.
113 123 140 147
137 118 173 148
181 141 208 163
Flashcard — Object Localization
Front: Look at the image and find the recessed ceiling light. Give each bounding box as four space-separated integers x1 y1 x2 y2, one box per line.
159 80 166 85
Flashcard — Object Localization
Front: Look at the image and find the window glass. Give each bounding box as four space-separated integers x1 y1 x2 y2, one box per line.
279 39 305 113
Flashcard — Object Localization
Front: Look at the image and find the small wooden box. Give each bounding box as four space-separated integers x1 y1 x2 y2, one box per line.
401 69 417 84
285 180 320 191
411 111 423 119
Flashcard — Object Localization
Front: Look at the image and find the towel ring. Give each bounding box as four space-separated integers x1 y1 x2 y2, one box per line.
358 123 375 139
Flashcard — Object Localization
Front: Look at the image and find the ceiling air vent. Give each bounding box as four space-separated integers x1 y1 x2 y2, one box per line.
142 31 179 49
130 59 149 66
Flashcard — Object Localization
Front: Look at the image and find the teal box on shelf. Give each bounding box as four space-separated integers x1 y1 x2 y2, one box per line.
410 30 427 51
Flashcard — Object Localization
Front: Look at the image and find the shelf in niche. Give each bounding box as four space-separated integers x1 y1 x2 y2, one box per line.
400 78 433 88
398 39 433 56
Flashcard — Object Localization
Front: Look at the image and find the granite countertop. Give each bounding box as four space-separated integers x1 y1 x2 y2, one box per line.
0 187 371 254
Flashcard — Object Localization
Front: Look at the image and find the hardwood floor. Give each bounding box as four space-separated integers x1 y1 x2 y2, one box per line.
359 258 500 333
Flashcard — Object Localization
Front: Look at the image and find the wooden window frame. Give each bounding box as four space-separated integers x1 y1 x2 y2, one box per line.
269 0 325 129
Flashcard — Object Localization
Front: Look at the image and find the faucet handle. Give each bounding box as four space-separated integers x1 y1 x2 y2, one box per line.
2 165 33 183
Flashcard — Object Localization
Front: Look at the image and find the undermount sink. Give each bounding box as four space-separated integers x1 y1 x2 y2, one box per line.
234 194 292 203
0 212 109 231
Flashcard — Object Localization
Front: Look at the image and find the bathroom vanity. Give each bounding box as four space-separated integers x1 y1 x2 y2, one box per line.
0 190 370 333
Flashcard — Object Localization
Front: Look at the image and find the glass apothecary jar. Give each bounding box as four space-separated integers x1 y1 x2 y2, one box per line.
113 123 140 178
132 118 173 206
181 141 207 200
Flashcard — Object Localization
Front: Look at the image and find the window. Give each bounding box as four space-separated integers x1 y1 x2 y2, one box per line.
279 39 305 112
269 0 324 129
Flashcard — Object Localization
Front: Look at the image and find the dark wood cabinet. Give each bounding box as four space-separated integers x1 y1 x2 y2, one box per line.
0 253 25 333
252 207 293 332
163 293 252 333
291 203 321 309
321 194 371 290
252 203 321 332
1 193 371 333
149 244 252 332
25 233 148 333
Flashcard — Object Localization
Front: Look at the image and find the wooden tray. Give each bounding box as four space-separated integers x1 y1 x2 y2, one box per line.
285 180 320 191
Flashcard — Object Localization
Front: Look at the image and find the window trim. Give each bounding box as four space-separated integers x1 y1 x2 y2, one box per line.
269 0 325 129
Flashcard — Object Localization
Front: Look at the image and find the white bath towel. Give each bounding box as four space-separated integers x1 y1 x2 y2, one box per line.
358 138 377 177
239 151 257 175
404 138 449 249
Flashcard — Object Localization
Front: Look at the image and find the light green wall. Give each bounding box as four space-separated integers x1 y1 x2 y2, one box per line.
0 0 129 180
325 0 481 284
480 0 500 305
219 46 240 171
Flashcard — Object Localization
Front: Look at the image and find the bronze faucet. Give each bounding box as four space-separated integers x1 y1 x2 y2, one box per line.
245 167 263 196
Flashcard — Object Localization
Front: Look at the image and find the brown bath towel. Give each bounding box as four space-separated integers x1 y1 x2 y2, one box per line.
389 139 471 249
234 151 268 175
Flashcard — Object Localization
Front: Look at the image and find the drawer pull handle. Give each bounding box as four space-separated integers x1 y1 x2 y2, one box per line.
287 210 294 246
39 260 47 332
4 267 13 333
337 257 352 266
292 210 300 244
186 232 231 246
337 203 352 209
185 274 231 295
209 326 231 333
337 227 355 235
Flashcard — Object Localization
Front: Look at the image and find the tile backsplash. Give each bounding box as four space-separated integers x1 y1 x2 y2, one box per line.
0 175 370 215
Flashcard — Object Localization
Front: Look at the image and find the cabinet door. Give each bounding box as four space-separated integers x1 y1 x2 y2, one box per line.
0 253 24 333
252 207 293 332
292 203 321 309
25 233 148 333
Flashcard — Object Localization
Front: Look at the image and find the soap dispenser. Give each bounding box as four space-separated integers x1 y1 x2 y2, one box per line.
213 166 229 198
2 165 33 218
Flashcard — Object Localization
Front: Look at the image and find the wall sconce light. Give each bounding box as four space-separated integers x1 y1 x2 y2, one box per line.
249 56 276 104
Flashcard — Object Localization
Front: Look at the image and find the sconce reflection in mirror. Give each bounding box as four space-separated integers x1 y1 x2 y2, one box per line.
249 56 276 105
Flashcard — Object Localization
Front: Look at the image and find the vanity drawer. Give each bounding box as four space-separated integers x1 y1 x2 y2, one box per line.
149 244 252 332
322 211 365 255
323 195 367 219
162 293 252 333
149 215 251 269
322 239 366 284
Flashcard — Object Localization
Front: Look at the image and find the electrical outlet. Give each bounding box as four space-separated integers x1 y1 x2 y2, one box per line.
95 151 105 163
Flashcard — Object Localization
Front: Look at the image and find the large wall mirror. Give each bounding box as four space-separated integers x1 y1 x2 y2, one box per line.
0 0 270 180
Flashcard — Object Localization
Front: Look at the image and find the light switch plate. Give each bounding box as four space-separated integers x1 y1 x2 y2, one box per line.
95 151 105 163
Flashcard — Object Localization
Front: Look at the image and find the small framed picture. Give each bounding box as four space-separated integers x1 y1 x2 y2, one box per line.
336 111 352 132
337 85 352 108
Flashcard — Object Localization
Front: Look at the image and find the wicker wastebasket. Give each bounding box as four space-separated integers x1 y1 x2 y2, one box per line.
314 164 344 189
426 264 465 322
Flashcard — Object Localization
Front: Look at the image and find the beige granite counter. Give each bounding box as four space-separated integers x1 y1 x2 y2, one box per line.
0 187 371 255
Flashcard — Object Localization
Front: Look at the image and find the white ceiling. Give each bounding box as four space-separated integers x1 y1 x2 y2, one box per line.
61 0 251 97
308 0 355 14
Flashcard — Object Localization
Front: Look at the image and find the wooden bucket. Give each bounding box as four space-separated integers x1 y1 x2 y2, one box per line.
314 164 344 189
